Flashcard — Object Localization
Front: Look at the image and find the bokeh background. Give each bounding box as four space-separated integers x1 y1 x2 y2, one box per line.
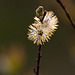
0 0 75 75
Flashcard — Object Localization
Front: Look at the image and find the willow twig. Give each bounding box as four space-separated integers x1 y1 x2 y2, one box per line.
35 44 42 75
56 0 75 29
33 10 47 75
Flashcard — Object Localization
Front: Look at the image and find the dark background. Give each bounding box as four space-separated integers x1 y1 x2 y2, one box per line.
0 0 75 75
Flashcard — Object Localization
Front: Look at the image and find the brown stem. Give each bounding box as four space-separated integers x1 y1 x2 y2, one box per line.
56 0 75 29
35 44 42 75
34 10 47 75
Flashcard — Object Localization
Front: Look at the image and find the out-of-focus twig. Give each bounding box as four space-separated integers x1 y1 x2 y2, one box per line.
56 0 75 29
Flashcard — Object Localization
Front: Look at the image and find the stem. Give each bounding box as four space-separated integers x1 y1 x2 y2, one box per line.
34 10 47 75
56 0 75 29
35 44 42 75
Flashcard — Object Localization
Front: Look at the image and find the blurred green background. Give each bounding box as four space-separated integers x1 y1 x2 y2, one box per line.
0 0 75 75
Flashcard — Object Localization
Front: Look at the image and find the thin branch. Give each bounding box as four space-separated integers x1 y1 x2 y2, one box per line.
56 0 75 29
34 10 47 75
35 44 42 75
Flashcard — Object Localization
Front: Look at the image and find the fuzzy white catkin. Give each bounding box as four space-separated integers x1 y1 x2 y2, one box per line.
28 11 59 45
